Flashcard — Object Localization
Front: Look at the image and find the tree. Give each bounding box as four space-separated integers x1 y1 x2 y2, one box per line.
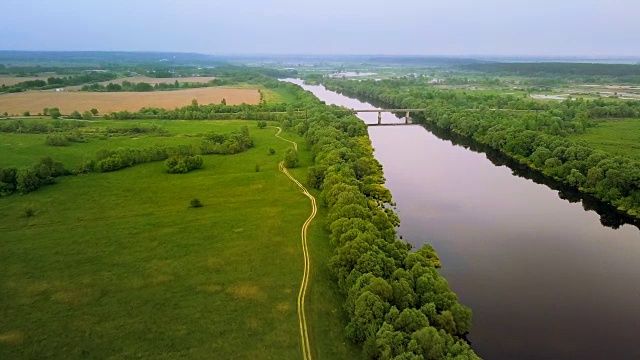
69 110 82 119
257 121 267 129
49 108 61 119
90 108 98 115
190 198 203 208
283 147 299 168
221 98 227 105
134 82 153 92
23 111 30 117
82 111 93 120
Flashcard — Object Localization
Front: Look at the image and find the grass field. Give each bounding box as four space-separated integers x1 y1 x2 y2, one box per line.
0 87 260 115
572 118 640 160
0 119 360 359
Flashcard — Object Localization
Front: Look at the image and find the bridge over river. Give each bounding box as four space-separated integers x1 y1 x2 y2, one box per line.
351 108 425 125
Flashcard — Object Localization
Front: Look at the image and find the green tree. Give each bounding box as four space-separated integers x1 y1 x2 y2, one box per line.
283 147 299 168
69 110 82 119
90 108 98 115
49 108 61 119
82 111 93 120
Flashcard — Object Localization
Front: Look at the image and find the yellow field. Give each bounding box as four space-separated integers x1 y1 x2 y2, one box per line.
0 77 46 86
0 87 260 114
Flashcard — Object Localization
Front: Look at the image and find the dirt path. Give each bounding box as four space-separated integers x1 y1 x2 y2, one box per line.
273 127 314 360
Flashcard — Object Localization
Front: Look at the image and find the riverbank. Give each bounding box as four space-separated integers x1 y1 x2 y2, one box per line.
290 78 640 360
322 79 640 220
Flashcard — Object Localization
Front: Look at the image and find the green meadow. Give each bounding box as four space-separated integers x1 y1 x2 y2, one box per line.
572 118 640 160
0 119 360 359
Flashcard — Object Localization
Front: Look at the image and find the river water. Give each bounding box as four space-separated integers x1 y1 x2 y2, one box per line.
285 79 640 360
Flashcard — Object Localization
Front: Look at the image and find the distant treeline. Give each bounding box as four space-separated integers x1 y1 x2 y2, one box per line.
103 79 339 121
0 118 86 133
462 62 640 81
324 78 640 217
81 79 217 92
0 72 117 93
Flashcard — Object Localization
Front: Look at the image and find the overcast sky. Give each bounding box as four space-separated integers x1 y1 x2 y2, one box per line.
2 0 639 56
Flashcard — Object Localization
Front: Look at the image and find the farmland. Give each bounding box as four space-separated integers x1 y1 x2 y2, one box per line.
0 87 260 115
0 118 360 359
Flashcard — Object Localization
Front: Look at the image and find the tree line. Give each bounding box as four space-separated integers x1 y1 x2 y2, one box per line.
323 78 640 218
276 81 479 358
80 79 218 92
461 62 640 83
0 72 117 93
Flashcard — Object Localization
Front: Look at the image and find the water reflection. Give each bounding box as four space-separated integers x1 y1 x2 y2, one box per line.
418 121 640 231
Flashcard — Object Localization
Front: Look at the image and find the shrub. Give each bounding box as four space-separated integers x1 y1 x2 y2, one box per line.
257 120 267 129
22 205 36 217
45 134 68 146
190 198 203 208
269 148 276 155
165 155 203 174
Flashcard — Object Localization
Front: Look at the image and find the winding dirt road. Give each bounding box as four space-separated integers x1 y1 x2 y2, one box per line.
274 127 315 360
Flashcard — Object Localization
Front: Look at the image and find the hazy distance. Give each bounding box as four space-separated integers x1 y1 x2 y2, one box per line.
2 0 639 57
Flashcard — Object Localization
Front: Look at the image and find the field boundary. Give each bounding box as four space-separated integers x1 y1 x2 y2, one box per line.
274 127 314 360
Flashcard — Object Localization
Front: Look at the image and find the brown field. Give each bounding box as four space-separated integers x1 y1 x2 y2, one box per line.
0 77 47 86
0 87 259 115
64 76 218 91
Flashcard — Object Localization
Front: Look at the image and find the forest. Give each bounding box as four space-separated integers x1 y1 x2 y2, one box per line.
461 62 640 82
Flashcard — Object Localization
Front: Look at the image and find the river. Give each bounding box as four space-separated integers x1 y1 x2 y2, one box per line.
285 79 640 360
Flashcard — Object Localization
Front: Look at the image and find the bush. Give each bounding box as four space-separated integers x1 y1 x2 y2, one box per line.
22 205 36 217
165 155 204 174
257 120 267 129
190 198 203 208
269 148 276 155
23 111 30 117
45 134 68 146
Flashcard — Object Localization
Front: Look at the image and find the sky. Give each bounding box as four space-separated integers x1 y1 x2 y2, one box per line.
2 0 639 57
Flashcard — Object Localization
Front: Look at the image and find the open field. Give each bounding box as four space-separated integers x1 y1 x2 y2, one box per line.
0 119 360 359
0 87 260 115
64 76 218 91
0 76 46 86
572 118 640 160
